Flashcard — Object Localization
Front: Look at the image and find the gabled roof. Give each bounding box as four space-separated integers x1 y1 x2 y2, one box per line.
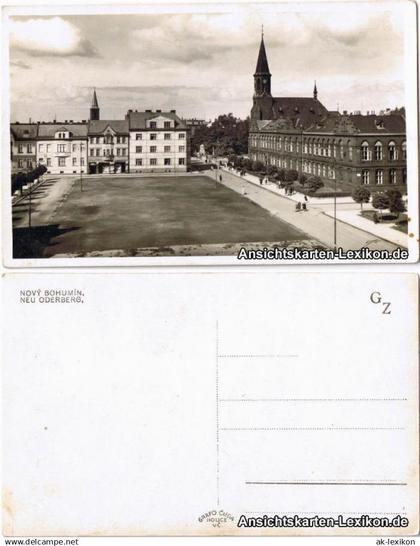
88 120 129 135
255 36 270 75
126 110 188 130
37 123 88 138
10 123 38 139
346 114 405 133
271 97 329 129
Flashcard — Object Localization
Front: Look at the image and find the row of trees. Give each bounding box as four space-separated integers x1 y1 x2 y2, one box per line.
352 187 406 220
227 154 325 194
11 164 47 196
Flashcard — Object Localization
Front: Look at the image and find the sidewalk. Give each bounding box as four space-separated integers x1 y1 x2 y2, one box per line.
214 168 399 252
221 167 354 205
324 209 408 248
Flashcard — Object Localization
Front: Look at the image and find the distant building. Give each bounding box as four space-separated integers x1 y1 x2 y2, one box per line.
10 124 37 173
183 118 207 137
249 34 407 190
126 109 190 173
88 119 129 174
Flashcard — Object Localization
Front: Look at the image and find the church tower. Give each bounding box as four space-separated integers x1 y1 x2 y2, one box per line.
90 89 100 121
253 30 271 97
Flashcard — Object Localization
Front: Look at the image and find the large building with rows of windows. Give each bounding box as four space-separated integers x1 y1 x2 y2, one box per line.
10 90 190 175
249 35 407 191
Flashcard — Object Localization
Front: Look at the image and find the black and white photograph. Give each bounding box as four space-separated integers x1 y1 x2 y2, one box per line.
3 1 418 264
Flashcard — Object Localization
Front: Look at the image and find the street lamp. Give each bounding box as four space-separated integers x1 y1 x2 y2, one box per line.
332 156 337 250
80 168 83 192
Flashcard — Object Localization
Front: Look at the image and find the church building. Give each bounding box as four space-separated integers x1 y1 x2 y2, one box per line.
249 34 407 191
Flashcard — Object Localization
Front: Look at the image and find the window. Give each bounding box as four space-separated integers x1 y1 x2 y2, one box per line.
388 141 396 161
389 169 397 184
164 121 171 128
403 168 407 184
362 170 370 185
164 146 171 153
116 148 121 156
38 144 44 152
81 158 85 166
72 158 77 166
96 149 100 157
150 133 157 141
80 144 85 152
136 134 142 140
47 144 51 152
374 141 383 161
136 158 143 166
90 148 94 156
178 133 185 139
150 121 157 129
178 157 185 165
18 159 23 168
375 169 383 185
347 140 352 160
178 146 185 152
150 146 157 153
122 148 127 156
150 158 157 166
136 146 142 153
90 137 95 144
58 157 66 167
18 144 23 153
164 158 171 165
46 158 51 166
57 144 66 153
402 141 406 160
361 141 369 161
72 144 77 152
164 133 171 140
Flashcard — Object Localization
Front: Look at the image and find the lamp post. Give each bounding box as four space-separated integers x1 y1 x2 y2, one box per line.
332 157 337 250
80 168 83 192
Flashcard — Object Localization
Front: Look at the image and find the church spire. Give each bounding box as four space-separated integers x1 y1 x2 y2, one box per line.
254 29 271 97
313 80 318 100
90 88 100 120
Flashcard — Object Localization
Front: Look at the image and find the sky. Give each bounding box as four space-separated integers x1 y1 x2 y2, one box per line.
8 3 407 123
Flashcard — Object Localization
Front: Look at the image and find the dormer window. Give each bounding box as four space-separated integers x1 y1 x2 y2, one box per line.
375 119 384 129
294 107 299 113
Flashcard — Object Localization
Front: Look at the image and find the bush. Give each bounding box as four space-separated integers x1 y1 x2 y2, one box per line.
252 160 265 172
298 173 308 186
372 192 390 218
266 164 277 177
307 176 324 194
385 189 405 215
285 169 298 182
276 168 286 182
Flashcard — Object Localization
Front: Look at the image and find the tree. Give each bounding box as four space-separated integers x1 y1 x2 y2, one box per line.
191 113 249 156
352 186 371 210
307 176 324 194
276 168 286 182
371 192 390 219
298 173 308 186
267 164 277 177
386 189 406 216
243 158 253 171
285 169 298 182
252 160 265 172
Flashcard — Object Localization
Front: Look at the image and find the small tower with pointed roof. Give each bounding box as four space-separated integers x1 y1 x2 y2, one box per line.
313 80 318 101
254 27 271 98
90 89 100 121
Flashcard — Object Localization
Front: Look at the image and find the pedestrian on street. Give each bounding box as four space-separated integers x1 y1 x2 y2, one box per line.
295 202 301 212
304 195 308 202
302 202 307 211
219 174 222 183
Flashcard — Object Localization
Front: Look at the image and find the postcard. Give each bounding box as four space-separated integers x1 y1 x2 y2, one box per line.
2 1 419 266
2 272 418 536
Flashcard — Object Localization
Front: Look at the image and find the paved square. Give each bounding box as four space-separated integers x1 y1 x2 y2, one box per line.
13 174 310 258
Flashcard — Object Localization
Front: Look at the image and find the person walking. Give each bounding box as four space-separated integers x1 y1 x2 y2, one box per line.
295 202 301 212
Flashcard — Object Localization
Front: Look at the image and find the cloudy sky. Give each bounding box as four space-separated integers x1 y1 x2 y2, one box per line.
8 3 407 122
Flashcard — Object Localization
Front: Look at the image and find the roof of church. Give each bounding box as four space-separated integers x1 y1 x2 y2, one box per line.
254 36 270 75
91 89 99 109
88 120 129 134
271 97 329 129
126 110 188 130
345 114 405 133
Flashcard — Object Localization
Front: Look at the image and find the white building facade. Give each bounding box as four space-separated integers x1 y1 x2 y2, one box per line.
127 110 190 173
36 124 88 174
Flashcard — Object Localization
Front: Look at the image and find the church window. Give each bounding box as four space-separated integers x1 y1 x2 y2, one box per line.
374 141 383 161
361 141 369 161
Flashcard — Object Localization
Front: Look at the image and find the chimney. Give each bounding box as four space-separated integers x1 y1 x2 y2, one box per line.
145 109 151 113
156 109 161 113
343 110 348 115
170 109 176 113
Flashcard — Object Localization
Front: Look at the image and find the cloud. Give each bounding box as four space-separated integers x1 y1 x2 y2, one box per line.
10 17 99 57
